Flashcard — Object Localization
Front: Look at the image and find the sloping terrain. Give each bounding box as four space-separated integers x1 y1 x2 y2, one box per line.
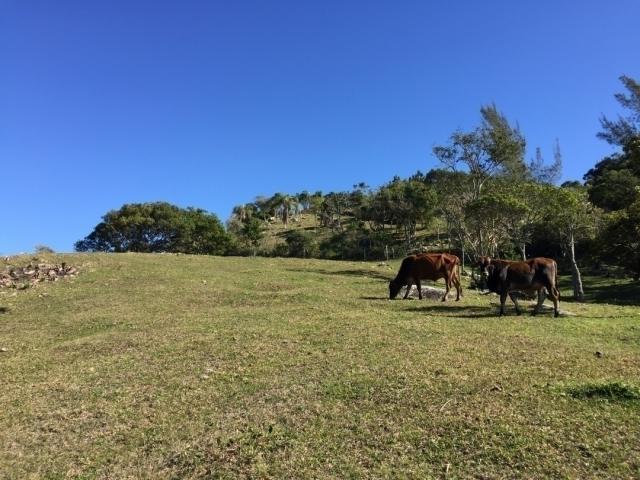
1 253 639 478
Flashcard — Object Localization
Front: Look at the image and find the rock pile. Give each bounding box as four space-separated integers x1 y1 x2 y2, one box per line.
0 262 78 290
405 285 450 301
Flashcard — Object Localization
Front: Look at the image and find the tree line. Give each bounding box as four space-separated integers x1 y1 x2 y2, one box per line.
76 75 640 292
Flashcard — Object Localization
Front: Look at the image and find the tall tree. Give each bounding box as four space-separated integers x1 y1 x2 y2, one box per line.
433 105 529 256
479 104 528 180
545 187 600 300
597 75 640 148
528 140 563 184
239 217 264 256
587 75 640 211
598 189 640 279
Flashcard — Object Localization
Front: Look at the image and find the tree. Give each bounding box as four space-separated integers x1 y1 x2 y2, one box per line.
597 190 640 279
479 104 528 180
284 230 317 258
597 75 640 148
239 217 264 256
433 105 530 257
75 202 230 255
384 178 436 252
425 169 477 267
587 75 640 211
528 140 562 184
544 188 600 300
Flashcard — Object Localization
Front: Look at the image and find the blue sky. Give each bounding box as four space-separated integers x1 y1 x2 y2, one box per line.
2 1 639 254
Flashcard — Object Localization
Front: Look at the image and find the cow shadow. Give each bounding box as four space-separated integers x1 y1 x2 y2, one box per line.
400 304 499 319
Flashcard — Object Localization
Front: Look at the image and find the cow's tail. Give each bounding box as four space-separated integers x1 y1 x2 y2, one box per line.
457 256 463 296
553 260 560 299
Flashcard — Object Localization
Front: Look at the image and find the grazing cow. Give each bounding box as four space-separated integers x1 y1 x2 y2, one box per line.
389 253 462 301
483 257 560 317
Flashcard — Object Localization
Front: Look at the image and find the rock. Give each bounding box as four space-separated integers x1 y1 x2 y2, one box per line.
595 351 603 358
0 347 8 353
404 285 449 301
0 262 79 290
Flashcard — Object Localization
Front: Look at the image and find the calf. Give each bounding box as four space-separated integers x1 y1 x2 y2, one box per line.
484 257 560 317
389 253 462 301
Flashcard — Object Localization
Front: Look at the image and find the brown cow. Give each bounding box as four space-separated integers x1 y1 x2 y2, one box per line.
389 253 462 301
483 257 560 317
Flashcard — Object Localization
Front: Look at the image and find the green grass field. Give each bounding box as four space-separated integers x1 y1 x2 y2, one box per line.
1 254 639 479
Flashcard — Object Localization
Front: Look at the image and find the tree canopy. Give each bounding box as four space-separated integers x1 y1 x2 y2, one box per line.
75 202 231 255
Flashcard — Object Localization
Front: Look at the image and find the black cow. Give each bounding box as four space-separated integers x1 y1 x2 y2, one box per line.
484 257 560 317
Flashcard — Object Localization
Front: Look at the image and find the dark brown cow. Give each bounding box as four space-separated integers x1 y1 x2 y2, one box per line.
389 253 462 301
483 257 560 317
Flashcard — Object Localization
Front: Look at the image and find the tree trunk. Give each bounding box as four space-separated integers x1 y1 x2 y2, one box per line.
520 243 526 261
568 233 585 301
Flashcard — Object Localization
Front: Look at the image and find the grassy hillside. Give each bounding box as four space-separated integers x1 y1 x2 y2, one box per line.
1 254 639 478
256 212 443 258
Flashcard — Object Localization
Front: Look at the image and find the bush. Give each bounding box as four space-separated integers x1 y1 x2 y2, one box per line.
284 231 317 258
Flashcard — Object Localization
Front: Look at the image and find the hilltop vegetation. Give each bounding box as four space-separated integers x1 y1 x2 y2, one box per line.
74 76 640 292
1 253 639 478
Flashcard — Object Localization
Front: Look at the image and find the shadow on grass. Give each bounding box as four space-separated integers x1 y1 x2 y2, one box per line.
400 304 500 319
558 275 640 306
400 303 564 319
286 267 392 282
0 306 8 314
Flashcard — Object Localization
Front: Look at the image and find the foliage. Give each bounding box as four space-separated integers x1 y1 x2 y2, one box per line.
596 191 640 278
433 104 528 200
587 75 640 211
284 230 317 258
220 82 639 280
75 202 230 255
597 75 640 147
239 217 265 255
34 245 55 254
528 141 562 185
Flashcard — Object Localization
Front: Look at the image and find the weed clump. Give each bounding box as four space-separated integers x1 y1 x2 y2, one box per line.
565 382 640 401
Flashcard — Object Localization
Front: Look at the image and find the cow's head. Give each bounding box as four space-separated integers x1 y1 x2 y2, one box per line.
476 256 492 275
389 279 402 299
484 264 502 293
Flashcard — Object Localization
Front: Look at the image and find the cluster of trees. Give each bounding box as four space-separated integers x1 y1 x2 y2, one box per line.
584 76 640 279
75 76 640 290
75 202 230 255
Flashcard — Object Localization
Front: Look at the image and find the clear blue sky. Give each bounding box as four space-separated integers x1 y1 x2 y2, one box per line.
2 1 639 254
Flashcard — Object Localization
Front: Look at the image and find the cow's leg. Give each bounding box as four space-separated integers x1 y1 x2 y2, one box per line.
416 279 423 300
403 280 412 299
499 291 508 316
441 276 450 302
533 288 546 315
453 273 462 301
509 292 522 315
549 286 560 318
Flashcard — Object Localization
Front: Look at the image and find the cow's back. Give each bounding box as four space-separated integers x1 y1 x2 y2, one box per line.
395 254 447 282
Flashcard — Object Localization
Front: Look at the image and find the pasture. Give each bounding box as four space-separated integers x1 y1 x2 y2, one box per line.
1 253 639 479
